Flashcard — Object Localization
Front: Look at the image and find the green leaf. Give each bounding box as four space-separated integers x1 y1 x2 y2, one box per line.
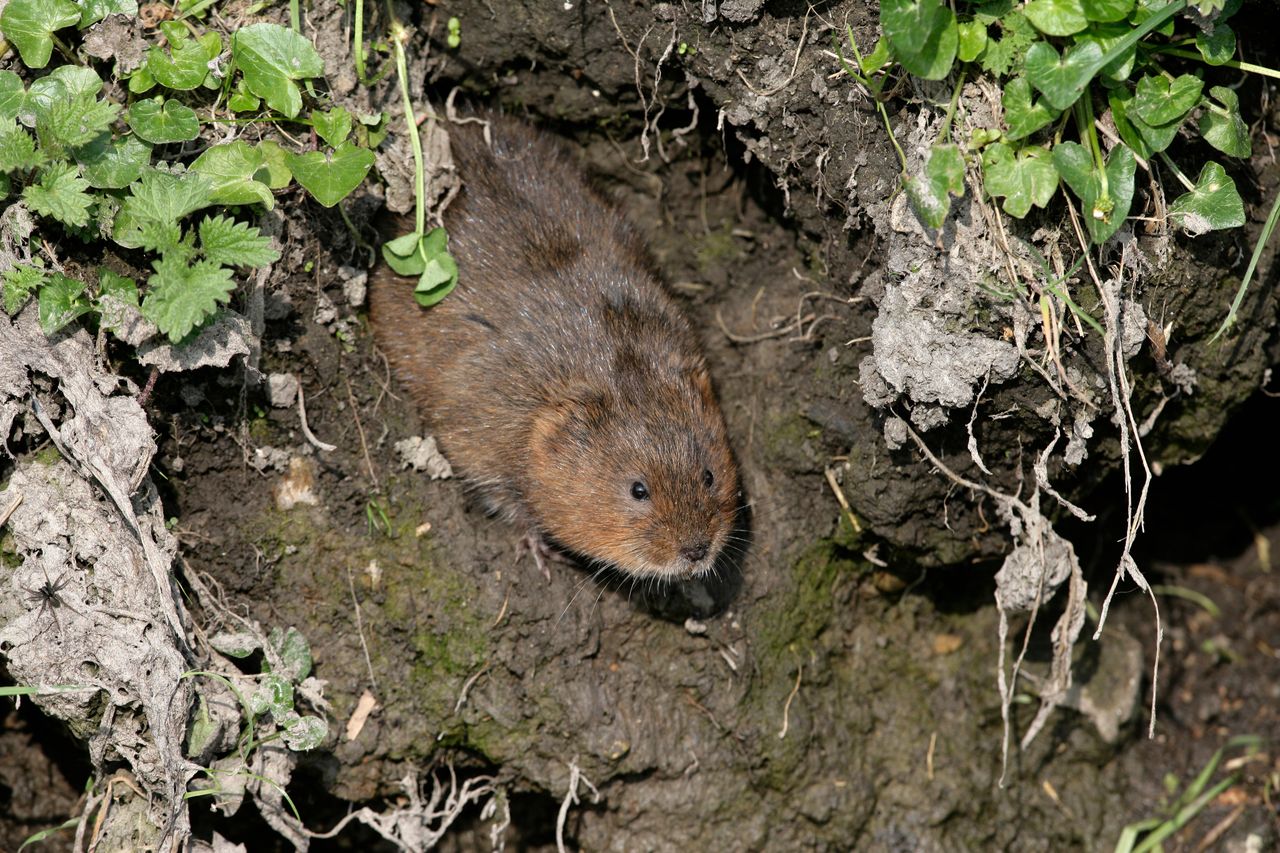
957 21 987 63
312 107 353 148
78 0 137 27
198 215 279 267
1002 76 1060 141
285 142 374 207
1168 162 1244 235
256 140 293 188
0 125 42 172
127 98 200 144
190 141 275 207
1080 0 1133 21
979 10 1035 76
1075 21 1136 83
141 255 235 342
228 79 261 113
37 273 89 334
269 626 312 682
903 143 965 230
1199 86 1251 158
0 0 80 69
3 263 45 315
23 161 92 227
1024 40 1105 111
1131 74 1203 127
1024 0 1088 35
382 230 427 275
982 142 1059 218
147 30 221 91
250 673 294 718
36 93 119 151
126 65 157 95
1052 140 1136 244
232 24 325 119
208 631 261 658
280 713 327 751
115 169 214 249
97 268 138 306
0 72 27 122
382 227 460 305
1196 23 1235 66
76 133 151 189
880 0 958 80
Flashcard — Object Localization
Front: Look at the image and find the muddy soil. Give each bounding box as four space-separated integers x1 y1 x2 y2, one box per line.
3 0 1280 850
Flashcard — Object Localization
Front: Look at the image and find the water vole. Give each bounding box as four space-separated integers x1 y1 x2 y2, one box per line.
369 117 739 580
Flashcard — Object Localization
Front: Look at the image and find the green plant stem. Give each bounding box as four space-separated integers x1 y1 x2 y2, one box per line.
941 68 966 144
1211 184 1280 341
354 0 369 83
837 27 908 173
1076 95 1111 209
1155 151 1195 193
389 15 426 240
1160 48 1280 80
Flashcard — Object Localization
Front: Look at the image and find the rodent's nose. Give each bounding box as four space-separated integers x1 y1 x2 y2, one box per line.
680 541 710 563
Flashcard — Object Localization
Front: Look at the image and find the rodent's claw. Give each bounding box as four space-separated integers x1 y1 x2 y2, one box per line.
516 531 556 584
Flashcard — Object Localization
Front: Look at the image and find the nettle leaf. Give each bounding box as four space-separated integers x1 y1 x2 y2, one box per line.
1052 140 1136 244
957 21 987 63
142 255 235 342
190 141 274 207
979 10 1035 76
982 142 1059 217
78 0 138 28
115 169 214 249
1199 86 1251 158
24 66 102 127
285 142 375 207
0 0 80 69
198 215 279 268
128 98 200 144
1080 0 1133 22
1131 74 1203 127
1024 40 1105 111
1168 161 1244 236
233 24 325 119
1024 0 1088 36
3 263 46 315
880 0 957 80
312 107 353 148
0 72 27 121
1196 23 1235 66
36 93 120 151
903 143 965 230
23 161 93 227
147 28 221 91
1002 76 1060 141
0 125 43 172
38 273 89 334
76 133 151 189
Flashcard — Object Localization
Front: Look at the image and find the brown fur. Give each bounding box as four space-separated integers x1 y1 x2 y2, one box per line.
368 116 739 580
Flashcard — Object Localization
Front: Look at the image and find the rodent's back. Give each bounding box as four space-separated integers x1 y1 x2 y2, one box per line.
369 116 739 579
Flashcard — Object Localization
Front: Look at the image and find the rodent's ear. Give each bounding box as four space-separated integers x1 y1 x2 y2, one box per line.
530 390 608 452
687 365 718 408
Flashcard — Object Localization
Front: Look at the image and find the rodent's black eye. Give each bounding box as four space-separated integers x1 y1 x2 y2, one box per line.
702 469 714 488
630 481 650 501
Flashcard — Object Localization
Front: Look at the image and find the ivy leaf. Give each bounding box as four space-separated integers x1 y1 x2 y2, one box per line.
1131 74 1203 127
3 262 45 315
0 0 81 69
23 161 93 226
1080 0 1133 22
190 141 275 207
76 133 151 189
38 273 89 334
147 27 221 91
982 142 1059 218
0 72 27 122
141 255 235 342
1199 86 1251 158
1052 140 1136 244
128 98 200 144
880 0 957 80
198 215 279 268
312 107 353 148
285 142 374 207
0 125 43 172
1002 77 1060 141
78 0 137 27
232 24 325 119
1024 39 1105 111
1024 0 1088 36
1168 162 1244 236
903 143 965 230
1196 23 1235 66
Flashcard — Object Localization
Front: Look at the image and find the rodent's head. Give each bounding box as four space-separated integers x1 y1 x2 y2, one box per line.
527 365 739 581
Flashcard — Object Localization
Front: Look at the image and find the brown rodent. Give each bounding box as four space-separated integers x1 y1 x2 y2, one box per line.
369 116 739 581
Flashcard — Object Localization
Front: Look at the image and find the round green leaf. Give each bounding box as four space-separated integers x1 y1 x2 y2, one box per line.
128 98 201 144
281 714 327 751
1199 86 1251 158
1131 74 1202 127
1080 0 1133 22
982 143 1059 218
881 0 957 80
1024 0 1089 36
0 72 27 122
285 142 374 207
1052 140 1136 244
1168 161 1244 235
0 0 80 69
233 24 325 119
1002 76 1060 141
1024 40 1105 111
957 21 987 63
147 31 221 91
1196 23 1235 66
190 140 275 207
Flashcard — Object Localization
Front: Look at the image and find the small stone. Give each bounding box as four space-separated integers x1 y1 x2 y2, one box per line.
267 373 299 408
